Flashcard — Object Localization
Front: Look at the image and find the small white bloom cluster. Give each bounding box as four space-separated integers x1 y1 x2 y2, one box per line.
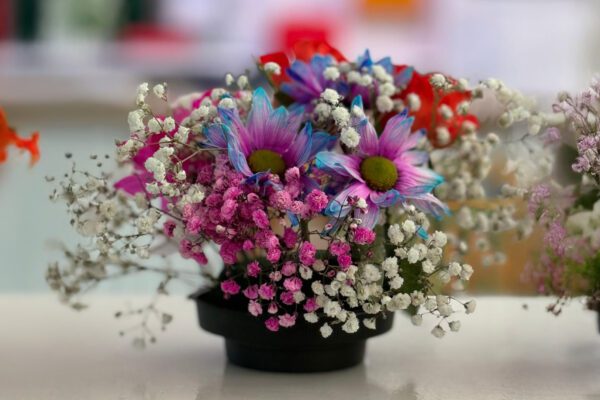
431 131 499 202
305 203 475 339
310 60 408 142
263 62 281 76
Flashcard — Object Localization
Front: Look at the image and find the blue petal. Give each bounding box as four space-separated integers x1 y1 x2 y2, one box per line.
245 171 269 186
370 189 400 207
247 87 273 132
224 126 253 176
376 56 394 74
294 122 313 166
311 131 337 154
287 211 300 227
357 50 373 70
202 124 228 148
351 95 364 111
395 66 414 87
315 152 363 182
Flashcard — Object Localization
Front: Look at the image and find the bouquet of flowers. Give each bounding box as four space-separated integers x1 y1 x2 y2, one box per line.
523 78 600 315
47 40 498 350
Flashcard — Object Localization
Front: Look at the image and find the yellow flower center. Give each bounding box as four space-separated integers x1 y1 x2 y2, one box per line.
247 149 286 175
360 156 398 192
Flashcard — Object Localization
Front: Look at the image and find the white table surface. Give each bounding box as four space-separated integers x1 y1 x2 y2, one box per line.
1 295 599 400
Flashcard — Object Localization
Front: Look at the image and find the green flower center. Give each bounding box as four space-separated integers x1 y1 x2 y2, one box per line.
360 156 398 192
247 149 286 175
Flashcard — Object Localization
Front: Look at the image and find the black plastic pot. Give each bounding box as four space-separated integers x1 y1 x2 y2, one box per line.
192 288 395 373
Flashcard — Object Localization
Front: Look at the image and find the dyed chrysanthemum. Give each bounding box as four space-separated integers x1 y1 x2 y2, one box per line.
316 97 447 228
206 88 332 180
280 54 339 105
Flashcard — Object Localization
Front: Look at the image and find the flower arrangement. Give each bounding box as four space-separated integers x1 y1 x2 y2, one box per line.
49 40 550 351
522 79 600 315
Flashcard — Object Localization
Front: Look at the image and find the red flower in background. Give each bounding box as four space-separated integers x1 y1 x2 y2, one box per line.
0 108 40 166
396 71 478 148
258 39 346 86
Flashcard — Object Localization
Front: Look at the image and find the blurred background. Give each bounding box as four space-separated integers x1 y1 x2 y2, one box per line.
1 0 599 294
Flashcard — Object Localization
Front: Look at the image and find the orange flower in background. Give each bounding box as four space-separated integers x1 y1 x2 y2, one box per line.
0 108 40 166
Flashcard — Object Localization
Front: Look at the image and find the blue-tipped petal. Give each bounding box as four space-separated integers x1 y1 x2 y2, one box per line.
395 66 414 87
224 126 253 177
311 131 337 153
247 87 273 134
287 211 300 227
408 193 450 219
377 56 394 73
351 95 364 111
357 201 380 229
370 189 401 207
417 226 429 240
294 122 313 166
202 123 228 149
357 50 373 70
315 152 363 182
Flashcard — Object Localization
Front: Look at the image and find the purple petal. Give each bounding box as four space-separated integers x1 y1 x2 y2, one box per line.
405 193 449 218
355 118 379 157
369 189 400 207
315 152 364 182
219 107 252 155
247 88 273 142
378 110 415 159
399 150 429 166
282 60 324 103
356 201 380 229
394 160 444 196
255 107 294 152
311 131 337 154
225 127 253 177
325 182 371 218
283 123 312 166
203 123 228 149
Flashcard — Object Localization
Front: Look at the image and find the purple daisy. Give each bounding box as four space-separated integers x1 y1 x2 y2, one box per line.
206 88 334 180
315 96 447 228
281 55 337 105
